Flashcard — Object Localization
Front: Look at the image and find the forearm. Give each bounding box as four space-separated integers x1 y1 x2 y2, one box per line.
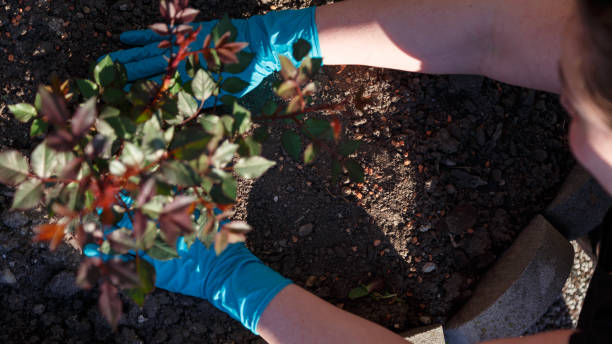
257 284 407 344
316 0 570 93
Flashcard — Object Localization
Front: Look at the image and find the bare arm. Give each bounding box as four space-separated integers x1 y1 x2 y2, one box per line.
257 284 408 344
316 0 572 93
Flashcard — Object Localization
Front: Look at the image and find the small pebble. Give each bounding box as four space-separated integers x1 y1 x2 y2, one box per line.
422 262 437 273
33 304 45 315
298 223 313 237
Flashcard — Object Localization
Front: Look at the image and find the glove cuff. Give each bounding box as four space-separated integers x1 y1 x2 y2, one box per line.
246 6 322 74
204 242 292 335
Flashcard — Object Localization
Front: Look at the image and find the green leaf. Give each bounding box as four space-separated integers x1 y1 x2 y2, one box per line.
224 51 255 74
200 115 224 136
211 14 237 44
220 95 239 106
125 288 147 308
159 161 201 186
253 127 269 143
222 175 237 201
169 127 212 160
11 179 43 210
106 116 136 140
220 115 234 134
261 100 278 116
348 285 370 300
281 130 301 160
237 136 262 156
292 38 311 61
142 116 166 162
136 258 155 294
102 87 124 104
31 141 57 178
8 103 36 123
303 143 315 164
279 55 297 80
192 69 216 102
146 237 179 261
338 140 361 156
211 140 238 168
99 106 120 119
34 92 42 111
0 150 29 185
221 77 249 94
109 160 127 176
304 118 333 139
76 79 98 99
344 158 364 183
94 55 116 87
142 195 170 218
275 80 299 99
30 118 48 137
189 154 210 173
232 102 251 135
186 54 198 78
121 142 144 167
177 90 198 118
234 156 276 179
286 96 302 114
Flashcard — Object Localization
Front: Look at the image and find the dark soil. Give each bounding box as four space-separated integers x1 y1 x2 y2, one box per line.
0 0 574 343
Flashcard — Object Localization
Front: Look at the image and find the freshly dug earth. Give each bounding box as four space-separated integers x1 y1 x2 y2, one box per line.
0 0 574 342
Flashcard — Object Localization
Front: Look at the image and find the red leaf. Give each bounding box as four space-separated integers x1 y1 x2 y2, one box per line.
132 210 147 239
71 97 97 137
175 24 193 35
136 178 156 206
331 118 341 141
202 33 211 49
46 129 76 151
159 0 168 18
98 281 122 331
106 260 140 289
75 258 101 289
216 48 239 65
149 23 170 36
158 40 171 49
61 157 82 180
34 223 66 251
158 196 195 246
177 8 199 24
215 31 231 48
39 86 69 126
221 42 248 54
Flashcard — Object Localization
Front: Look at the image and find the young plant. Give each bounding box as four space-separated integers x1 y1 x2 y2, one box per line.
1 0 364 330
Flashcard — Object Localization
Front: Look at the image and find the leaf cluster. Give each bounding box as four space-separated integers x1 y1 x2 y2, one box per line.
2 0 365 330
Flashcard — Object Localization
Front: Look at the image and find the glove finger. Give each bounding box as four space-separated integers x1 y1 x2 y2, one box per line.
123 54 172 81
120 29 167 45
108 42 169 65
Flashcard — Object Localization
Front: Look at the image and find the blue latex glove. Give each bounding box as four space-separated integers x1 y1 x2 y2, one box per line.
106 7 321 106
85 193 291 334
148 237 291 334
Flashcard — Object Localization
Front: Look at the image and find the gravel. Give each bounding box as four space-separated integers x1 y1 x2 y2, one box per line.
525 240 596 334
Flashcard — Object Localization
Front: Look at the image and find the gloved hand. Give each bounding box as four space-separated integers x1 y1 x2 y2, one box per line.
106 7 321 106
85 193 291 334
147 237 292 334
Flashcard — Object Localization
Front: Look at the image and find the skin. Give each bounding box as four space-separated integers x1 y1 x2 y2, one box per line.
258 0 612 343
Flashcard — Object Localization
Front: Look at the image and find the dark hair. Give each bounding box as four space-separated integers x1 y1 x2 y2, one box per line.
577 0 612 127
